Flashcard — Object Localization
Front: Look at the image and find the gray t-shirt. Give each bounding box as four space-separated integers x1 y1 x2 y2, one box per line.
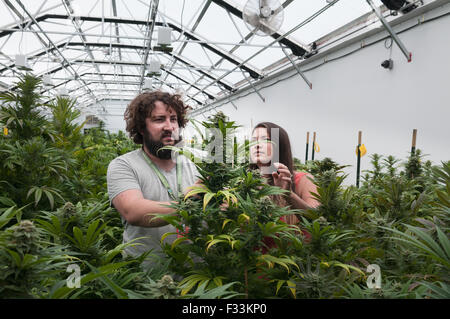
107 148 199 262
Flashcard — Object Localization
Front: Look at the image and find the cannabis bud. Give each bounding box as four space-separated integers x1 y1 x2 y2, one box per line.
146 274 179 299
62 202 77 217
318 216 327 224
8 220 40 254
159 275 175 286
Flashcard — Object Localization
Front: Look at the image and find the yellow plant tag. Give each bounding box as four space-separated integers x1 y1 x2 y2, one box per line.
314 142 320 153
356 144 367 157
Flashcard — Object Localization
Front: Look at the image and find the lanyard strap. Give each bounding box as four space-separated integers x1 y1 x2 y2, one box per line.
141 149 183 201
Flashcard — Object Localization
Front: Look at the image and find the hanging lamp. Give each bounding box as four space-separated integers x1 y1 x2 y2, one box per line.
15 54 32 71
143 78 153 91
154 27 173 53
147 60 161 77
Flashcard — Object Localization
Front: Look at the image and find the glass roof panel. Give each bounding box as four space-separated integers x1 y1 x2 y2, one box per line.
113 0 150 21
158 0 206 30
0 0 421 110
0 1 17 27
204 60 238 85
286 0 384 44
177 41 223 72
195 2 244 46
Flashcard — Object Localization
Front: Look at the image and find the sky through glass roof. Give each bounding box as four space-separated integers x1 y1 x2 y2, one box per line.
0 0 425 112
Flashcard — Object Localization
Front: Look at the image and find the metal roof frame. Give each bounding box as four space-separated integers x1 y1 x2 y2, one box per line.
0 0 435 113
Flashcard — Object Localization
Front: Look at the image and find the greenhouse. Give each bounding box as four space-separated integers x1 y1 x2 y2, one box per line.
0 0 449 302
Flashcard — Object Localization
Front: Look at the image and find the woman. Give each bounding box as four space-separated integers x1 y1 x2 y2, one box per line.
250 122 319 226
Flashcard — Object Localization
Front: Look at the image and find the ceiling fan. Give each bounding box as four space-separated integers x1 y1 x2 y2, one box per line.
242 0 284 36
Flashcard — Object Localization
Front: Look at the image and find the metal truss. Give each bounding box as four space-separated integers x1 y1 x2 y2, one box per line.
0 0 429 114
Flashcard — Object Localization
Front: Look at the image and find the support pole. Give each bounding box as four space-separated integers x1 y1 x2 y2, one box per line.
311 132 316 161
411 129 417 155
280 45 312 89
233 136 238 166
139 0 160 90
366 0 412 62
305 131 310 164
230 99 238 110
356 131 362 188
240 69 265 102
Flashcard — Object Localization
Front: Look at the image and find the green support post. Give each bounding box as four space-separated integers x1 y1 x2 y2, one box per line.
311 132 316 161
411 129 417 155
305 131 309 164
356 131 362 188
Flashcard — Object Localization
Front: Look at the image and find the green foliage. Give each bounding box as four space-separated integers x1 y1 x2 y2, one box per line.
49 96 86 149
0 137 70 216
0 219 71 298
309 157 350 177
342 278 416 299
155 113 309 298
0 75 157 299
405 149 424 180
0 74 52 141
182 281 242 299
0 74 448 299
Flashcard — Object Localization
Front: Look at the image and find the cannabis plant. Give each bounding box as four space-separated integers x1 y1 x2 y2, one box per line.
0 137 69 215
383 155 400 178
0 74 52 141
156 112 304 298
404 149 424 180
0 219 70 298
309 170 362 226
342 278 417 299
49 96 85 149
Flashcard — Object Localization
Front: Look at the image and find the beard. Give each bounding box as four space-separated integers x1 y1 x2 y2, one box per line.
143 129 182 160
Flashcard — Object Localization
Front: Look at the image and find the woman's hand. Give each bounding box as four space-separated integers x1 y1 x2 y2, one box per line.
272 162 292 191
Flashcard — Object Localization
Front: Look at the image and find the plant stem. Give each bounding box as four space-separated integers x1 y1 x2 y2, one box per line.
244 266 248 299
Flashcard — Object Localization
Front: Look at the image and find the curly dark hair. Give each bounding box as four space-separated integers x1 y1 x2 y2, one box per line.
124 91 190 144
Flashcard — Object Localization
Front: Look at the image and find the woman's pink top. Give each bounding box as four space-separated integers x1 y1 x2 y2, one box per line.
260 172 312 253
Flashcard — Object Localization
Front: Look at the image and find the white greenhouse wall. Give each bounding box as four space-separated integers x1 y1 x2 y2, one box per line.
195 4 450 185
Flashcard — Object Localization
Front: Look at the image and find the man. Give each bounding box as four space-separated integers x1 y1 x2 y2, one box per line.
107 91 199 266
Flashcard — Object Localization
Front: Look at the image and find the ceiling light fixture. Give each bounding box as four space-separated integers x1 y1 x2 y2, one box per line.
42 74 54 86
153 27 173 53
143 78 153 91
58 87 69 97
146 60 161 77
15 54 32 71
